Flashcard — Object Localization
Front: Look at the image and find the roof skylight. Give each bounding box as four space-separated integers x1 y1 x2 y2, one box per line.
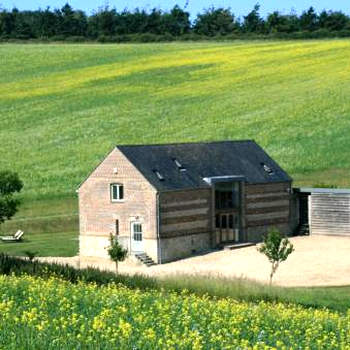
261 162 274 175
153 169 165 181
173 158 186 172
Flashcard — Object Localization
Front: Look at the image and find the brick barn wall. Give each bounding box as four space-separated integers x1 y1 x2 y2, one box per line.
78 148 158 261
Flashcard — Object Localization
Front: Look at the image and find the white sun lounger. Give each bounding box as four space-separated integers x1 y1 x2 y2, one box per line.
1 230 24 242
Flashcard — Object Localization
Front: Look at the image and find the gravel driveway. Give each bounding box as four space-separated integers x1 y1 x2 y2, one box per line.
40 235 350 287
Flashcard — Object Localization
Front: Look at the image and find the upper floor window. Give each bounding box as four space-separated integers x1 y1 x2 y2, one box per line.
111 184 124 202
215 182 239 210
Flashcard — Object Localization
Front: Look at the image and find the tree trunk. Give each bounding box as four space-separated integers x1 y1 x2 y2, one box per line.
269 262 279 285
269 265 274 285
115 261 118 274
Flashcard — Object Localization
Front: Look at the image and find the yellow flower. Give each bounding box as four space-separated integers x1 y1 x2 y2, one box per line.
119 319 132 338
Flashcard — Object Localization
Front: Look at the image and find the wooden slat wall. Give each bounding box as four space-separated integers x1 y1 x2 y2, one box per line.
311 194 350 235
159 189 211 238
245 182 291 227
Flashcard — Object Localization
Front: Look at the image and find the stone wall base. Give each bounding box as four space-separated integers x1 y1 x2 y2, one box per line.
80 235 110 259
246 223 290 242
160 232 211 263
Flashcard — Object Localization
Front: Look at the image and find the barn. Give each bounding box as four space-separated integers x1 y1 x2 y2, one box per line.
78 140 294 265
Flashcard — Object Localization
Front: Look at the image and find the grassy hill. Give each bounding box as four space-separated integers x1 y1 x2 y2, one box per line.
1 40 350 238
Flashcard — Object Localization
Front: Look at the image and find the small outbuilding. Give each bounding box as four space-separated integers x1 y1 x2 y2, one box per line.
294 188 350 236
78 141 294 264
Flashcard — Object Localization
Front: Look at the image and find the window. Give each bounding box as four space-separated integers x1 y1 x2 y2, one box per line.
221 215 227 229
132 223 142 241
111 184 124 201
215 214 220 228
229 215 234 229
215 182 239 210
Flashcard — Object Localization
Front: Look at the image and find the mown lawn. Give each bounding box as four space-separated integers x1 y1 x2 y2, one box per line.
0 231 78 257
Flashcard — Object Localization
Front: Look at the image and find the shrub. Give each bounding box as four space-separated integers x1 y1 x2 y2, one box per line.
65 36 87 42
50 35 66 41
23 250 38 262
136 33 160 43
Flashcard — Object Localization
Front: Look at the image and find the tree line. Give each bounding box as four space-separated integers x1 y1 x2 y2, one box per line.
1 3 350 42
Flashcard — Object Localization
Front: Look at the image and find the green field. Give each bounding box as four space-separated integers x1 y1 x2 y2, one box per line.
0 231 77 257
1 40 350 238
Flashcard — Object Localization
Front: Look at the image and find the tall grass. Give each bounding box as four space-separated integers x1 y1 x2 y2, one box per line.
2 254 350 312
0 253 157 290
159 274 350 312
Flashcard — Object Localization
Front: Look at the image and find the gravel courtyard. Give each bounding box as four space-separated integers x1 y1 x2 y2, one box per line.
42 235 350 287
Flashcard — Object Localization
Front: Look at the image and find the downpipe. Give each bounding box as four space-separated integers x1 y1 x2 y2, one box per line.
156 192 162 264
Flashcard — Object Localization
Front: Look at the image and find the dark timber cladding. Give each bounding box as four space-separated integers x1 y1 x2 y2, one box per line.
245 183 291 227
159 189 211 238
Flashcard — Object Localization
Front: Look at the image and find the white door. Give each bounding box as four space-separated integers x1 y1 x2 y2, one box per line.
131 222 144 253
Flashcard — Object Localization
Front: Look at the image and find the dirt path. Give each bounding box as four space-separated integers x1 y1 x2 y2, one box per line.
39 236 350 287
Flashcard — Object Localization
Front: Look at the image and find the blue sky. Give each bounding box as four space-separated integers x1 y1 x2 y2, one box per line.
1 0 349 18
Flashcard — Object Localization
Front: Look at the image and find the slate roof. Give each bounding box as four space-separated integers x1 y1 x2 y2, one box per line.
117 141 291 191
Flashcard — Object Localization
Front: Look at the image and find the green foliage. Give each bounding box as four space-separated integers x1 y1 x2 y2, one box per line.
0 171 23 224
258 228 294 284
1 4 350 40
300 7 318 32
0 171 23 196
23 250 38 262
107 234 128 273
243 4 266 33
267 11 300 33
194 7 239 36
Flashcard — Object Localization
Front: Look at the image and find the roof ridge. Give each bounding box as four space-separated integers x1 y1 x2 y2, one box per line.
116 140 255 148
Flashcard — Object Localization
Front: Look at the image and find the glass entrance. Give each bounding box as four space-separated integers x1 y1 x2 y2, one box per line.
215 213 239 244
214 181 241 245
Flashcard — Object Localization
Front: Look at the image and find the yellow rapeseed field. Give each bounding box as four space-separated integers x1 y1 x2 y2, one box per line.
0 274 349 349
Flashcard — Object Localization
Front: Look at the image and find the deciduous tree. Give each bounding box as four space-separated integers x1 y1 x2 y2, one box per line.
0 171 23 225
107 234 128 273
257 228 294 285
